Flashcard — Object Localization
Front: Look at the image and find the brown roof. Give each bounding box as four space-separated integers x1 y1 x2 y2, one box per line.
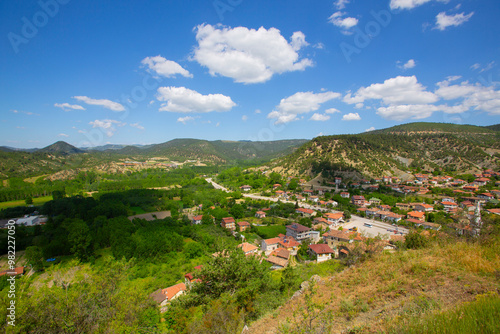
238 242 258 253
296 207 315 214
265 255 288 268
264 237 281 245
309 244 334 254
222 217 235 224
287 223 311 233
237 221 250 226
164 283 186 301
323 230 351 241
325 212 344 220
270 247 290 259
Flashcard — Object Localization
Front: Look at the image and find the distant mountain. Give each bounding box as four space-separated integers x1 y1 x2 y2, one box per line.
0 146 38 153
275 122 500 179
38 141 84 155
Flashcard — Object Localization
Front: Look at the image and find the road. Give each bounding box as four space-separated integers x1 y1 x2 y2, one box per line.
206 178 342 214
341 215 409 239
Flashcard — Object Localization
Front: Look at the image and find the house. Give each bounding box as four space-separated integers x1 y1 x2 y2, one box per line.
478 193 495 201
369 197 381 206
309 196 319 202
184 265 203 285
340 192 350 199
237 221 251 232
255 211 266 218
335 177 342 184
238 242 259 256
326 200 338 207
383 212 404 223
270 247 290 261
278 236 300 255
324 212 344 227
351 195 366 207
0 267 25 277
308 244 335 263
441 201 458 212
265 255 288 269
261 237 281 252
15 216 39 226
407 211 425 222
323 230 351 247
473 178 490 186
240 185 252 191
296 207 316 217
365 208 381 217
396 203 412 211
273 183 282 189
221 217 236 230
150 283 186 308
191 215 203 225
418 222 442 231
487 208 500 215
275 190 285 197
286 223 320 242
414 203 434 212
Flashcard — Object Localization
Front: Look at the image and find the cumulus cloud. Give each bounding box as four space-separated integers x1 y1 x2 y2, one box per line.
390 0 432 10
342 112 361 121
310 113 331 121
130 123 145 130
267 91 340 124
328 11 358 33
177 116 196 124
346 76 438 105
58 133 69 137
325 108 340 114
156 86 236 113
54 103 85 111
435 12 474 31
73 96 125 111
192 24 313 84
365 126 376 132
141 55 192 78
397 59 416 70
89 119 126 137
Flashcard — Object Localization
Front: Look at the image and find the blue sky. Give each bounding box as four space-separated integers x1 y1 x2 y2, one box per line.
1 0 499 148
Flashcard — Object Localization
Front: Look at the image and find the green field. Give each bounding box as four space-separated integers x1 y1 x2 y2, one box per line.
0 196 53 209
255 225 287 239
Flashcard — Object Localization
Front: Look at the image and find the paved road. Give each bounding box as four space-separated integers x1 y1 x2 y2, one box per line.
206 178 342 214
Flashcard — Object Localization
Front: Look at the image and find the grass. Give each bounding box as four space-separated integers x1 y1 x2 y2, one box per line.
255 225 287 239
0 195 53 209
390 292 500 334
130 206 147 214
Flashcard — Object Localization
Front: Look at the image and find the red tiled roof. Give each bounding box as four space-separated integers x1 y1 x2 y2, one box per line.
309 244 334 254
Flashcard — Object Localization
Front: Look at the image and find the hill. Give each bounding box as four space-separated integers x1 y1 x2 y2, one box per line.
38 141 84 155
117 138 309 163
484 123 500 132
274 122 500 179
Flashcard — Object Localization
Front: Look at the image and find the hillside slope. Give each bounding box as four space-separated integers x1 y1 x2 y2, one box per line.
275 123 500 178
247 237 500 333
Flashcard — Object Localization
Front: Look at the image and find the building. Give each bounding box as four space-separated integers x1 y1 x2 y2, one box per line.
351 195 366 207
324 212 344 227
237 221 251 231
191 215 203 225
238 242 259 256
407 211 425 222
255 211 266 218
340 192 350 198
414 203 434 212
150 283 186 309
261 237 281 252
308 244 335 263
184 265 203 285
221 217 236 230
286 223 320 242
239 185 252 191
296 207 316 217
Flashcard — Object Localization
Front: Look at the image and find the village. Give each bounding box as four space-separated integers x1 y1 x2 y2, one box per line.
149 168 500 309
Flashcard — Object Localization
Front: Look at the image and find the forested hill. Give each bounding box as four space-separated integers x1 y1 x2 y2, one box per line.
274 122 500 179
0 139 308 178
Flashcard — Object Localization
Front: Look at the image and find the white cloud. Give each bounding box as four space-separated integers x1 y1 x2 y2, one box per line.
54 103 85 111
130 123 145 130
365 127 376 132
12 109 39 116
376 104 438 120
156 86 236 113
192 24 313 84
435 12 474 31
342 112 361 121
435 79 478 100
470 63 480 71
390 0 432 10
334 0 350 10
325 108 340 114
267 91 340 124
347 76 438 105
355 103 364 109
328 11 358 33
313 42 325 49
78 130 86 134
58 133 69 137
141 55 192 78
310 113 331 121
255 109 261 114
398 59 416 70
89 119 126 137
242 115 248 121
73 96 125 111
177 116 196 124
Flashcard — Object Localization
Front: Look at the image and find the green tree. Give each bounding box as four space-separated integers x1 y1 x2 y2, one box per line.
67 219 93 261
25 197 33 205
24 246 44 272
